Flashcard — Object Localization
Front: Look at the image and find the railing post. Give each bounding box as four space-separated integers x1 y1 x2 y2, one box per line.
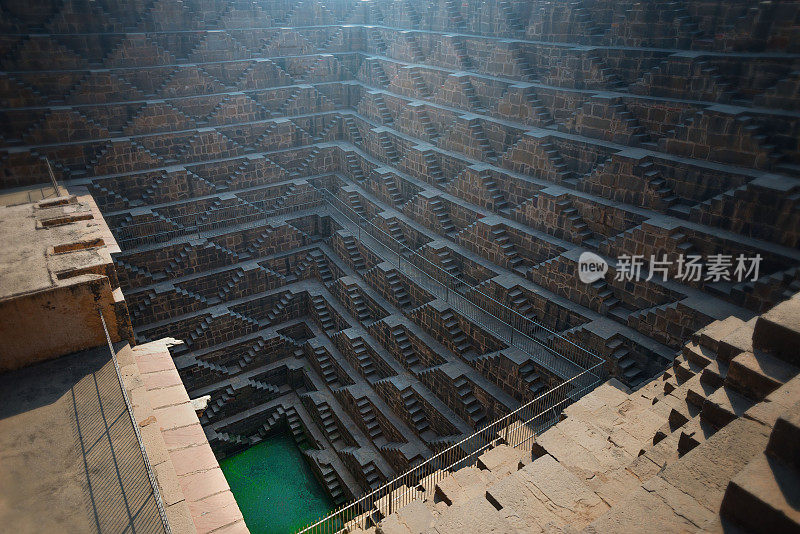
45 157 59 196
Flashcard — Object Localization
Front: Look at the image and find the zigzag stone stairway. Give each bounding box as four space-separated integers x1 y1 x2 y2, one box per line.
354 294 800 533
1 0 799 516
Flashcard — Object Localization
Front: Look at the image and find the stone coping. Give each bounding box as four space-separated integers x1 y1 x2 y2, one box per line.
126 338 249 534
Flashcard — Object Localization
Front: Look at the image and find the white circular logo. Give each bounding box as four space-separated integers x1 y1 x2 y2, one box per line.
578 251 608 284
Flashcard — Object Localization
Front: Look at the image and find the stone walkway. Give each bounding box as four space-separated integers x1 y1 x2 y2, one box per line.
0 344 166 533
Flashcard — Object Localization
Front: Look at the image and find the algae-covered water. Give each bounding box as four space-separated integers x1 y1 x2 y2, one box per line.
219 433 334 534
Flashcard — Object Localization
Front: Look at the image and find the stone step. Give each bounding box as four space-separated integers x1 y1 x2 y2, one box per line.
485 454 608 529
725 350 799 402
701 386 756 429
699 358 728 389
682 340 716 367
676 416 717 456
766 409 800 470
476 444 527 478
720 452 800 532
434 466 493 506
673 357 705 383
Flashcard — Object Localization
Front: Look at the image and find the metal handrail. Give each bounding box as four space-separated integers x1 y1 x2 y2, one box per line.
45 157 60 196
108 184 608 534
113 186 602 372
316 185 603 372
297 361 605 533
98 310 172 534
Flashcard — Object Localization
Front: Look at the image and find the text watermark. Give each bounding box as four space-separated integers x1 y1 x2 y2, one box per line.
578 252 762 284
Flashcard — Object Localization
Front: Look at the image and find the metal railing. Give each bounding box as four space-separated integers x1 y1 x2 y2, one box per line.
23 157 62 202
286 186 606 533
108 184 608 534
317 186 603 376
296 361 604 534
114 184 602 375
98 310 172 534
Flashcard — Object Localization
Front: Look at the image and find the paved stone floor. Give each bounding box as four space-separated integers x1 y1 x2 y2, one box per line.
0 344 164 533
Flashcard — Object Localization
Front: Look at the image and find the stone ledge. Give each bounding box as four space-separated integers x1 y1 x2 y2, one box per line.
131 338 247 534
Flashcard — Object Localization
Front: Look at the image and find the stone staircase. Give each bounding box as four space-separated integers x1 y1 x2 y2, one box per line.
344 116 364 145
507 287 534 320
450 37 472 71
378 131 400 164
498 0 523 33
286 406 309 447
453 376 486 427
367 58 390 88
386 270 412 308
363 462 382 490
422 150 446 185
357 397 384 441
353 295 800 533
347 190 367 217
312 295 337 333
606 336 643 385
265 292 293 323
435 247 462 280
310 249 334 282
441 310 474 358
342 233 367 270
387 219 409 247
8 0 800 525
345 151 366 180
201 385 234 423
391 325 419 369
401 387 431 435
314 346 341 388
417 108 440 141
467 119 495 160
347 284 372 324
489 226 525 272
381 173 404 206
352 338 378 380
407 67 430 97
318 401 342 445
555 197 595 244
428 198 457 235
480 174 509 212
518 360 547 396
319 461 347 505
374 93 393 124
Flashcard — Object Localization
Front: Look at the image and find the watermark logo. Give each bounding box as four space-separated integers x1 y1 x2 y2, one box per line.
577 253 763 284
614 253 761 283
578 251 608 284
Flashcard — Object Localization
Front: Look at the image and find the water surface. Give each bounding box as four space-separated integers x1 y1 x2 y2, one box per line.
220 433 334 534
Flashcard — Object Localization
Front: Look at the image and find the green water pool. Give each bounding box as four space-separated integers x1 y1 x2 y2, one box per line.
219 433 334 534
